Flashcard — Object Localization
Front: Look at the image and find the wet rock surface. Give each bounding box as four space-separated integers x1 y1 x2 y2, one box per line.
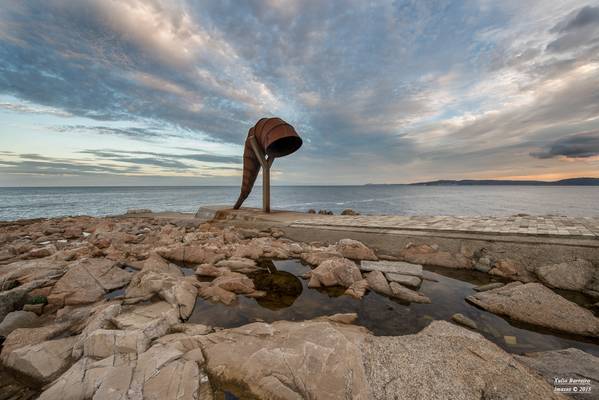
467 282 599 337
0 311 39 337
515 348 599 400
536 259 596 291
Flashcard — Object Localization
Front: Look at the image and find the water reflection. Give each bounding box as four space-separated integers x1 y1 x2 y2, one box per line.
249 261 303 310
187 259 599 356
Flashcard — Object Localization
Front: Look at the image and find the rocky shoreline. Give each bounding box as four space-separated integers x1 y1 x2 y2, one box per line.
0 213 598 399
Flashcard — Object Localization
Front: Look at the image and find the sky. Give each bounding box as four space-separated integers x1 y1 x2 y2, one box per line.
0 0 598 186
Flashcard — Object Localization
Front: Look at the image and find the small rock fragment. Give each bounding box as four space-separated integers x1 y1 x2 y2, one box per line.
473 282 504 292
451 313 477 330
344 279 369 299
389 282 431 304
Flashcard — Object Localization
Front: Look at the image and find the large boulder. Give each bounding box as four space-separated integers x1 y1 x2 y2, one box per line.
71 303 123 359
0 310 39 336
158 244 226 265
215 257 260 273
308 257 363 288
0 279 48 321
195 263 228 277
198 317 371 399
467 282 599 337
336 239 377 261
231 243 263 260
197 319 561 399
125 271 197 319
83 329 150 359
198 284 237 305
133 253 183 276
0 257 66 286
515 348 599 400
3 336 77 383
112 302 179 338
48 258 133 306
210 272 256 294
299 250 343 266
240 237 292 259
536 259 595 291
363 321 562 400
1 322 71 355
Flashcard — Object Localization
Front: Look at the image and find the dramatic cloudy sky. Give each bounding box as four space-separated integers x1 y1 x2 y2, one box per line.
1 0 598 186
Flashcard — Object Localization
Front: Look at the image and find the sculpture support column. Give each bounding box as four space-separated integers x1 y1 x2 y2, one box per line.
249 135 272 213
262 161 270 213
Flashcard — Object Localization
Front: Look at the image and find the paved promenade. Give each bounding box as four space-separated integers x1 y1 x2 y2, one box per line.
290 214 599 240
195 207 599 241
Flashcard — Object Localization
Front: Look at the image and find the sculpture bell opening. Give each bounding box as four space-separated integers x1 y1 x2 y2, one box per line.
265 126 303 158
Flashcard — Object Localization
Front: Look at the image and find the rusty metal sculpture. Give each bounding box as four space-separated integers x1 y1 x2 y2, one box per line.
233 117 302 212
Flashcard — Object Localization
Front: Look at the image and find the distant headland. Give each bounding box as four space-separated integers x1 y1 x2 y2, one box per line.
366 177 599 186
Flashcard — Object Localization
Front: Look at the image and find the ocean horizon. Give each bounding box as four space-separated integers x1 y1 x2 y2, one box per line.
2 185 598 221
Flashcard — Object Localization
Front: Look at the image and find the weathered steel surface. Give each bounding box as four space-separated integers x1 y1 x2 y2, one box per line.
233 118 302 210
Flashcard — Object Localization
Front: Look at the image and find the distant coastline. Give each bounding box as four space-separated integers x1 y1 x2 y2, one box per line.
367 177 599 186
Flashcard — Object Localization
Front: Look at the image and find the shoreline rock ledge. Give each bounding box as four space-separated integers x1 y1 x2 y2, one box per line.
198 318 561 400
467 282 599 337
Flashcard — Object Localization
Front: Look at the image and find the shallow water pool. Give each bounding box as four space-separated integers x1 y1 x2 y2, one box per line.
188 259 599 356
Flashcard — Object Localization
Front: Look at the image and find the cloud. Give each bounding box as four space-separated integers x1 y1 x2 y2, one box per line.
531 132 599 159
1 1 599 184
78 149 241 165
0 158 141 176
0 151 242 179
54 125 169 140
547 5 599 53
0 101 72 117
0 0 280 144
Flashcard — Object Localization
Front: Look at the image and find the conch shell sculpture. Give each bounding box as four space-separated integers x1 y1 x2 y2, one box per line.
233 117 302 210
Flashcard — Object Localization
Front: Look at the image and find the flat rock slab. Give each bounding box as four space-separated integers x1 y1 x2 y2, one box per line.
467 282 599 337
49 258 132 306
515 348 599 400
385 273 421 288
361 260 423 277
38 341 210 400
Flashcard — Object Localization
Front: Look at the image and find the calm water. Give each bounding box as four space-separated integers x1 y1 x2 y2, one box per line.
1 185 598 220
189 260 599 356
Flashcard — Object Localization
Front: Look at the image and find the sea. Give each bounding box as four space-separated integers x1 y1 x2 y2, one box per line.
0 185 598 221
